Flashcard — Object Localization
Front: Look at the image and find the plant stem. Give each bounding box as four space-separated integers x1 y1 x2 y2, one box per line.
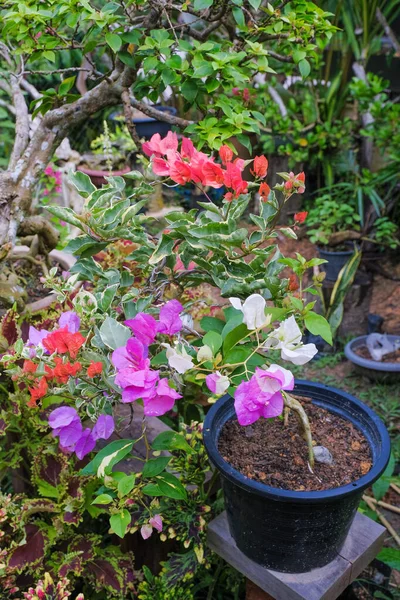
283 393 314 469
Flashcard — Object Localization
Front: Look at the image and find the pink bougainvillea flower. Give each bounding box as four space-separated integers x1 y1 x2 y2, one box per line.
202 161 225 188
251 155 268 179
44 165 55 176
142 131 178 157
169 159 192 185
234 365 294 426
92 414 114 441
141 514 163 539
141 524 153 540
58 418 83 450
219 145 233 165
181 137 195 159
112 338 150 372
151 157 171 176
223 162 248 198
284 171 306 194
157 299 183 336
49 406 79 430
119 369 160 403
206 372 230 395
143 378 181 417
150 514 163 532
125 313 158 346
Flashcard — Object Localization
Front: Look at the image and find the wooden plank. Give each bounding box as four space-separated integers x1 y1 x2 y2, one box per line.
208 511 385 600
337 511 386 582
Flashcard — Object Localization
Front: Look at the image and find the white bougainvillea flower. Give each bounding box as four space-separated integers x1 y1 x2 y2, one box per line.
264 315 317 365
206 372 230 395
197 345 213 362
229 294 268 330
163 343 194 374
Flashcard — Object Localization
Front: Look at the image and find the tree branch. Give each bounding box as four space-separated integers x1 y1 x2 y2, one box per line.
0 98 15 115
121 87 143 152
376 8 400 56
9 74 30 170
268 50 294 63
130 98 193 127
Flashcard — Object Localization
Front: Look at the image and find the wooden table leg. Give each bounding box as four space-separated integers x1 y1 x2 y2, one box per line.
246 579 275 600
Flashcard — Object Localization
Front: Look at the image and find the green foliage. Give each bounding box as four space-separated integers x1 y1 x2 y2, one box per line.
306 195 361 245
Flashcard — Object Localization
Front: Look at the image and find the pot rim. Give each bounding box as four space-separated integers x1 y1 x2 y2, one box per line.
203 380 391 503
345 335 400 372
317 246 356 256
77 165 131 177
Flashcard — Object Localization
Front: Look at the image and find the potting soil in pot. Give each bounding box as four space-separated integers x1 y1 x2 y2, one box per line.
355 345 400 363
218 395 371 491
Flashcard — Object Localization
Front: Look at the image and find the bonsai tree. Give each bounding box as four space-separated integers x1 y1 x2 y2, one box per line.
0 0 335 259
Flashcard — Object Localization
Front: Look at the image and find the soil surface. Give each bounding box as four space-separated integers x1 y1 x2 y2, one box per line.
355 345 400 363
218 396 372 492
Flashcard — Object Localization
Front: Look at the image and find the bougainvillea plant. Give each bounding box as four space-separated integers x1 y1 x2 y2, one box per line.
1 135 331 588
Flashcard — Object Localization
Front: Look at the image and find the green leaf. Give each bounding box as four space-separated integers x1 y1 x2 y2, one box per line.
181 80 198 103
46 206 83 229
64 235 107 257
223 323 248 355
92 493 113 505
142 457 171 478
68 170 96 197
156 472 187 500
109 509 131 538
99 317 131 350
299 58 311 78
142 483 163 496
377 548 400 571
200 316 225 334
232 6 245 28
99 284 119 312
37 479 59 499
106 32 122 52
203 331 222 354
59 76 76 96
149 235 175 265
193 0 213 10
152 431 193 453
304 312 332 345
117 475 136 498
248 0 261 9
81 440 134 476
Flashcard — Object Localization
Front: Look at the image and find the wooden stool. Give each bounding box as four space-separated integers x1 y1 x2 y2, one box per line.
207 511 386 600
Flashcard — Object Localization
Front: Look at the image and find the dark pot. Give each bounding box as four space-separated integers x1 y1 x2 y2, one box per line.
77 165 131 188
344 335 400 383
111 105 177 139
203 381 390 573
318 247 355 281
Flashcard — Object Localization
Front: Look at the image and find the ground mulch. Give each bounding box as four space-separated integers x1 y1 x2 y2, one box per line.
218 396 371 492
355 345 400 363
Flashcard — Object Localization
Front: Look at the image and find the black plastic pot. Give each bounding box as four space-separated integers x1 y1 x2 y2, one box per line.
318 247 354 281
203 381 390 573
345 335 400 383
111 106 177 139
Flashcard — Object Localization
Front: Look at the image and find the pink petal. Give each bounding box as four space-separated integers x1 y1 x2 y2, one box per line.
75 428 96 460
149 514 163 532
261 392 284 418
140 524 153 540
92 415 114 441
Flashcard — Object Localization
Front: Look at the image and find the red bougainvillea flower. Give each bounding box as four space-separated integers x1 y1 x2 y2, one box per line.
87 361 103 378
169 160 192 185
259 182 271 201
243 88 250 103
219 145 233 165
223 162 248 198
42 327 85 359
142 131 178 158
53 357 82 384
251 156 268 179
28 377 48 407
294 211 308 224
23 360 37 374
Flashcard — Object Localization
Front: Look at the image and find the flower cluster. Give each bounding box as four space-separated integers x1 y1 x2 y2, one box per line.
43 165 62 195
48 407 114 459
111 300 184 416
143 132 254 201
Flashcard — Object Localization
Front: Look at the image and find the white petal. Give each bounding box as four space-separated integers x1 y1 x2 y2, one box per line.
281 316 302 346
267 363 295 389
242 294 267 330
229 297 242 311
197 345 213 361
281 343 318 365
215 375 230 395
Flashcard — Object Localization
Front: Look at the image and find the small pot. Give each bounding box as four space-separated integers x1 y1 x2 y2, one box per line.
345 335 400 383
12 246 78 313
318 247 355 281
203 381 390 573
77 165 131 188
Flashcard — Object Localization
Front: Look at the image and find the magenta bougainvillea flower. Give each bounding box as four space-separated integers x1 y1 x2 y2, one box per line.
156 299 183 335
234 365 294 426
206 372 230 395
124 313 158 346
144 378 182 417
